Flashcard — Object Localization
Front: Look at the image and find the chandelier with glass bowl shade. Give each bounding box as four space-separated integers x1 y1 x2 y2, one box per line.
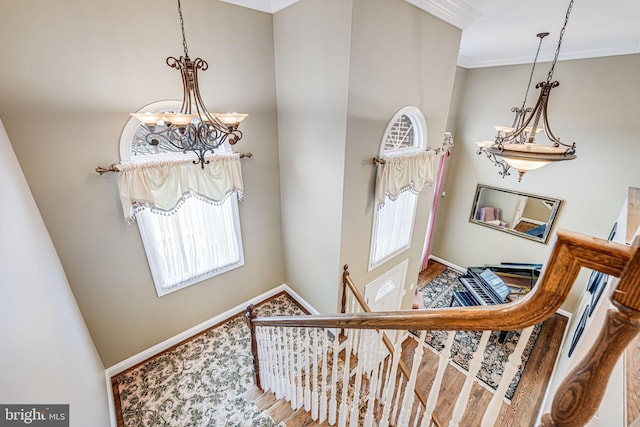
476 0 577 182
130 0 248 168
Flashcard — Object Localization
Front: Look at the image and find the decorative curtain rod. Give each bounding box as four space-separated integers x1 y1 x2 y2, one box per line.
95 151 254 175
372 132 453 166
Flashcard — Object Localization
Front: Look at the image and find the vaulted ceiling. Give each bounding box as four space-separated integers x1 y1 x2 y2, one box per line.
222 0 640 68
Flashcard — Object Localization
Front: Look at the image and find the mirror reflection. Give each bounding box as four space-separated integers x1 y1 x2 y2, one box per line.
469 184 562 243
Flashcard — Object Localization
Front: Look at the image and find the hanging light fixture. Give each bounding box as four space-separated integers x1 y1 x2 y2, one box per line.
476 32 548 178
130 0 248 168
477 0 577 182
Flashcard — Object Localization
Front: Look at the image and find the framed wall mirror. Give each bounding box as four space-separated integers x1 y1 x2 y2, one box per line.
469 184 562 243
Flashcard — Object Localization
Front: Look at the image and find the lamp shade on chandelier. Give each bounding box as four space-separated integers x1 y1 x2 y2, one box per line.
130 0 248 168
476 0 578 182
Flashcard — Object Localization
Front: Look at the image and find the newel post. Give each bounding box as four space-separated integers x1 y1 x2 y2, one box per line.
540 237 640 427
245 304 261 389
340 264 350 339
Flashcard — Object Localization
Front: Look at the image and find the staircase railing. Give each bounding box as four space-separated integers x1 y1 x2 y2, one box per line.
246 229 640 426
339 264 440 426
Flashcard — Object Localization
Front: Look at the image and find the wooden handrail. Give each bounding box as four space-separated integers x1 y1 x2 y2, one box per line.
252 230 633 331
340 265 432 421
541 234 640 427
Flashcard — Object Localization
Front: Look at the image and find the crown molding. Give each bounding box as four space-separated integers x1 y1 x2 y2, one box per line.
402 0 480 30
219 0 298 14
459 40 640 69
220 0 480 28
270 0 302 13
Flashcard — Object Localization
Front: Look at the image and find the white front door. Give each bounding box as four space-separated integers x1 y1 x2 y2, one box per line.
364 260 408 343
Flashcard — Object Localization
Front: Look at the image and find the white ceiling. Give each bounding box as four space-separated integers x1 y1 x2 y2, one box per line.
221 0 640 69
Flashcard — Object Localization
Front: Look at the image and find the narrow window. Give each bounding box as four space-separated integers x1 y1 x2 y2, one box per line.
369 106 427 270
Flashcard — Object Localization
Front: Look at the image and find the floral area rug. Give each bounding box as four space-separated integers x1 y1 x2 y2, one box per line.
112 293 304 426
417 268 542 400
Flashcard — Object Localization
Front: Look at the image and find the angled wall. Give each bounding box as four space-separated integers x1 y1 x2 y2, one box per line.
0 120 110 425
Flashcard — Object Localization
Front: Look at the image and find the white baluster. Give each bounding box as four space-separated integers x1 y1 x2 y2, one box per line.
267 327 278 393
377 348 391 402
338 329 354 427
282 327 292 402
320 328 329 423
421 330 455 427
379 338 403 427
296 329 304 409
380 355 392 404
398 330 427 426
304 328 311 412
275 327 286 399
391 375 404 425
280 328 293 402
449 330 491 427
311 328 319 420
413 402 423 427
329 331 340 426
349 331 366 427
481 326 534 427
256 327 269 391
364 333 385 426
288 328 298 409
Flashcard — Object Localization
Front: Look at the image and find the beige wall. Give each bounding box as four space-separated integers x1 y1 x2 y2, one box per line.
274 0 461 312
0 120 110 424
340 0 461 307
433 54 640 311
0 0 284 367
273 0 353 314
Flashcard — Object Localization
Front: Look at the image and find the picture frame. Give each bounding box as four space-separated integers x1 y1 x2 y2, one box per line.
568 304 589 357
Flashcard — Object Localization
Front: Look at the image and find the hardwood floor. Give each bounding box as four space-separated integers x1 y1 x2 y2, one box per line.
399 313 566 427
409 259 568 426
418 259 449 286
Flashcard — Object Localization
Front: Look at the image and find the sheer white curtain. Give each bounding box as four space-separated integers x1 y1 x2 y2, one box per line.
370 190 418 267
136 195 243 296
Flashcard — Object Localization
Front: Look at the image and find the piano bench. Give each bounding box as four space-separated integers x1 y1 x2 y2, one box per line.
450 290 509 344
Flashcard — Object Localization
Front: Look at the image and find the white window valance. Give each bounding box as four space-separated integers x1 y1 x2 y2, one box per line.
117 153 243 221
374 151 436 208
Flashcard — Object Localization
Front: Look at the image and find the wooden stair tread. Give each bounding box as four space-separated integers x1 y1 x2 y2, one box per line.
268 399 297 423
243 385 263 402
254 391 278 411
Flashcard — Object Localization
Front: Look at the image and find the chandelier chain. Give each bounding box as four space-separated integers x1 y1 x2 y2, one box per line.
546 0 574 84
177 0 189 58
521 33 547 110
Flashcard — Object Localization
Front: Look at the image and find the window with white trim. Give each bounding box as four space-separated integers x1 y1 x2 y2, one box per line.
120 101 244 297
369 106 427 270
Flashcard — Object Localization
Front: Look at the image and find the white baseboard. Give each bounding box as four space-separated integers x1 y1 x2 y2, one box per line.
105 283 318 427
428 255 465 273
